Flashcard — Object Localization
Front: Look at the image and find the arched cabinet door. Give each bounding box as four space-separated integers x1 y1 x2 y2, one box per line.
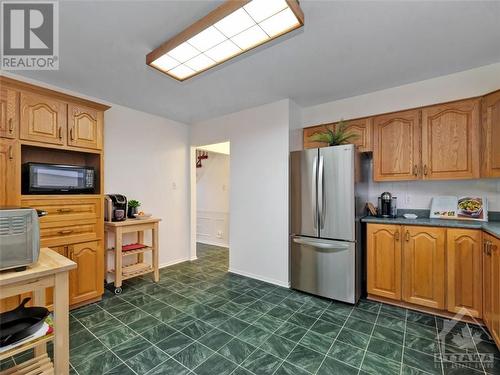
68 241 103 305
373 109 421 181
68 103 103 150
482 90 500 178
421 98 480 180
0 87 18 139
367 224 402 300
402 226 446 309
19 92 67 145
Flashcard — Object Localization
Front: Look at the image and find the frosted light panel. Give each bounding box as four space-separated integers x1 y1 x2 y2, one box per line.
148 0 303 80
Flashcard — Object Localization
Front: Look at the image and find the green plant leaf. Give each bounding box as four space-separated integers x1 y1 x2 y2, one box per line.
307 120 359 146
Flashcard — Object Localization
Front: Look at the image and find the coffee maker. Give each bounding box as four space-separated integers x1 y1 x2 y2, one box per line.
378 192 397 218
105 194 127 222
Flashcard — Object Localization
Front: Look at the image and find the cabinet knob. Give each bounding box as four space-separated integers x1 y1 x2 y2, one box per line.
405 230 410 242
58 229 73 235
57 208 73 213
413 165 418 176
70 127 75 141
395 231 400 241
8 118 13 133
8 145 13 160
58 126 63 139
423 164 428 176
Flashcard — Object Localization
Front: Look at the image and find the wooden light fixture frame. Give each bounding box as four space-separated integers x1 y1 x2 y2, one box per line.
146 0 304 81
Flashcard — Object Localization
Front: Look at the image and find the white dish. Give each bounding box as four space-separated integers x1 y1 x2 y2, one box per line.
134 213 152 220
403 214 418 219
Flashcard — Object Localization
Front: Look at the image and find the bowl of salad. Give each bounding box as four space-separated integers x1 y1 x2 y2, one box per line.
458 197 483 217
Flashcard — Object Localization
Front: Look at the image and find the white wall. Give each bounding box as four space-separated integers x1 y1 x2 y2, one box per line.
191 100 290 287
299 63 500 213
300 62 500 127
105 104 191 270
196 151 230 247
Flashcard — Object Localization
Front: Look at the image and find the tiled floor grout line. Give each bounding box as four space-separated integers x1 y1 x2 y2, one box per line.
355 304 382 375
398 308 408 375
312 305 357 375
466 322 488 374
99 267 302 375
71 308 140 375
268 301 333 375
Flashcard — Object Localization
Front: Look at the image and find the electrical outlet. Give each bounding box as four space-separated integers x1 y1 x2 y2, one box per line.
172 182 177 190
405 195 411 206
216 230 223 238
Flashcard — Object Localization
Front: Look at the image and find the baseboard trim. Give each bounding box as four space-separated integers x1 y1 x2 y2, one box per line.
228 267 290 288
190 256 198 261
197 239 229 248
159 257 190 269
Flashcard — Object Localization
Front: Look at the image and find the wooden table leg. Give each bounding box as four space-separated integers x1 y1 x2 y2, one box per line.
32 288 47 357
153 223 159 282
53 271 69 375
104 230 108 277
137 230 144 264
115 228 123 289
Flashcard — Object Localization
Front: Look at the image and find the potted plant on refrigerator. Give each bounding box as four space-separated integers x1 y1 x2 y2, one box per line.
308 120 358 146
128 199 141 218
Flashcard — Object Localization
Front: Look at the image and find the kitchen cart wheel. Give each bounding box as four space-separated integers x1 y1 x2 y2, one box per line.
114 287 122 295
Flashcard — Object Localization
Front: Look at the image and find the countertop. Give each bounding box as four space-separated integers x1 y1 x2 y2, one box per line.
0 248 76 286
361 216 500 238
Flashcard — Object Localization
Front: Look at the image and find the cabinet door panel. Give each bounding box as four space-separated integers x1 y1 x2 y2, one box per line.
373 109 421 181
303 124 334 149
482 91 500 177
367 224 402 300
69 241 103 305
339 118 373 152
483 234 500 348
20 92 67 145
0 87 18 139
402 226 445 309
0 139 20 206
421 98 480 180
446 229 482 318
68 104 103 150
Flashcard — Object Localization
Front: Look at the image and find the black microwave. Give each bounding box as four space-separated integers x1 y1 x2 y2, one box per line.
22 163 96 194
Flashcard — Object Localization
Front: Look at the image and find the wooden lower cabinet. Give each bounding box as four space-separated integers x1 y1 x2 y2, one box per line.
68 241 104 305
367 224 402 300
483 233 500 347
446 229 482 318
402 226 446 310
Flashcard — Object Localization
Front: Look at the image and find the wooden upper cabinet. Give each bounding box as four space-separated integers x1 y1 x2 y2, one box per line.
483 233 500 347
19 91 67 145
0 139 20 206
446 229 482 318
303 124 334 149
421 98 480 180
367 224 402 300
0 87 18 139
402 226 446 310
68 103 103 150
341 118 373 152
373 109 421 181
482 90 500 178
69 241 103 305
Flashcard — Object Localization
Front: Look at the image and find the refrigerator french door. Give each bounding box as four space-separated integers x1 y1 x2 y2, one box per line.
290 144 360 303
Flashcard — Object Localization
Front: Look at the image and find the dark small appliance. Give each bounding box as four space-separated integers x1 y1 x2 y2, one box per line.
105 194 127 222
23 162 95 194
378 192 397 218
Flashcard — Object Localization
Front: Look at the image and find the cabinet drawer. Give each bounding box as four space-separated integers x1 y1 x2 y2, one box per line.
40 219 98 247
21 198 101 223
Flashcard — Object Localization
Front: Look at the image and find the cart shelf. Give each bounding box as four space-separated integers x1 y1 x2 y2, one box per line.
0 334 54 361
106 246 153 256
1 353 53 375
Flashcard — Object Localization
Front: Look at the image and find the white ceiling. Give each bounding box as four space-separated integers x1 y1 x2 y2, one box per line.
15 1 500 124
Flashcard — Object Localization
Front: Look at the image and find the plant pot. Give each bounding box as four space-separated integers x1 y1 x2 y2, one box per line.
127 206 138 219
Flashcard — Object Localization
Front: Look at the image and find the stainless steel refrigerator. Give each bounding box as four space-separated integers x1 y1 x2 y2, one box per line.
290 144 362 304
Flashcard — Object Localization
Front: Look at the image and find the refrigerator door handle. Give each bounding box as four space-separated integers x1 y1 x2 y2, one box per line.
292 237 350 251
318 155 325 229
312 156 318 229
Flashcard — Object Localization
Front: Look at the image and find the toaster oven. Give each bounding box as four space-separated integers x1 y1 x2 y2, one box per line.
0 207 46 271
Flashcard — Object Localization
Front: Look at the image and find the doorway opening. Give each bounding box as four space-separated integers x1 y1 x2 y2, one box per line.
191 142 230 264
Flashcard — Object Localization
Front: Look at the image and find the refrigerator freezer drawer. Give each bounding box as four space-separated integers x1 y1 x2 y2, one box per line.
290 236 357 304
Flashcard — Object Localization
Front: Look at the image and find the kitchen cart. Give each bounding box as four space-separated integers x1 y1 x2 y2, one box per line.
104 218 161 294
0 248 76 375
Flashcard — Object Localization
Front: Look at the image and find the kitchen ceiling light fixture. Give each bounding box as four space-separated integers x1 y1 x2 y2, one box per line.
147 0 304 81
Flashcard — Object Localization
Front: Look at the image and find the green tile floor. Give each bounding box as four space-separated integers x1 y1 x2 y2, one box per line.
1 243 499 374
